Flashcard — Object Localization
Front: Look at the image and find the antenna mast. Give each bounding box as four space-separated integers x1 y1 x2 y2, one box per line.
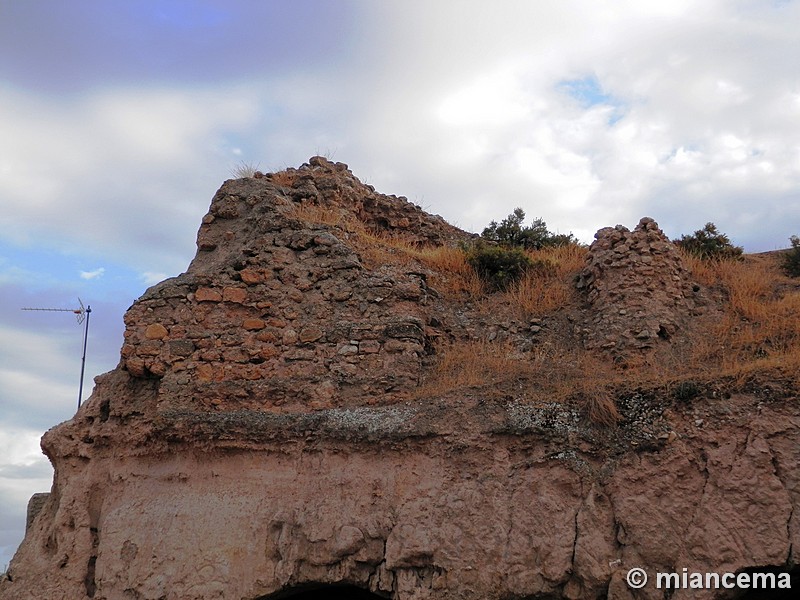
21 299 92 409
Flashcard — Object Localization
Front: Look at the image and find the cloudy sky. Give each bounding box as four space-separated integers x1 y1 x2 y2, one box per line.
2 0 799 566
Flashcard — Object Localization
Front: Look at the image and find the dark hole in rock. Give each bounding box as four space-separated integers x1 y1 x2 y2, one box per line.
99 400 110 422
657 325 670 340
260 584 388 600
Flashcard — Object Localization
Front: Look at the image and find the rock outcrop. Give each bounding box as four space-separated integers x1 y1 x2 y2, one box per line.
2 158 798 600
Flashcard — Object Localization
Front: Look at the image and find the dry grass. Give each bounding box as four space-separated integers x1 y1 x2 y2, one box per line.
289 200 588 303
415 245 484 297
534 243 588 273
289 202 349 227
268 170 298 187
582 392 622 426
363 235 484 297
289 202 484 297
421 249 799 424
504 244 588 317
417 335 628 424
681 253 800 381
417 339 532 398
230 161 260 179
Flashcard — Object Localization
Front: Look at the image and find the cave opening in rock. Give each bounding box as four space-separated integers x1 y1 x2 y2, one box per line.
259 584 388 600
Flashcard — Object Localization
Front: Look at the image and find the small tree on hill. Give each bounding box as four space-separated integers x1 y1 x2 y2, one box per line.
782 235 800 277
481 208 578 250
674 222 743 260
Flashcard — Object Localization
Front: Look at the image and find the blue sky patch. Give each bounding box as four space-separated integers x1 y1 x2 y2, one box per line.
557 75 626 124
559 76 612 107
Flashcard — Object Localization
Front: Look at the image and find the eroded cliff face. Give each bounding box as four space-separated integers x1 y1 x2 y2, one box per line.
2 157 798 600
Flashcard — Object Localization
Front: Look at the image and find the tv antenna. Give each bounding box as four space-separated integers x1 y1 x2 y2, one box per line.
21 298 92 409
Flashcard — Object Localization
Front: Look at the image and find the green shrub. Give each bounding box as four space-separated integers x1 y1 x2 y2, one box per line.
481 208 578 249
672 380 701 401
674 222 743 260
782 235 800 277
466 243 534 291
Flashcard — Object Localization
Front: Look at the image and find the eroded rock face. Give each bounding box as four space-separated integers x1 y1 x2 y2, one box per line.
2 161 798 600
4 390 799 600
576 217 703 358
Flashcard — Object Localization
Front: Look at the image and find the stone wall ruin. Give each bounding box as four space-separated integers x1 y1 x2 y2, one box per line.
119 157 469 413
575 217 704 359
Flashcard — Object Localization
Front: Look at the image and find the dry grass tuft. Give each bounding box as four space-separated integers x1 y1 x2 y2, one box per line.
289 202 484 297
504 244 587 317
268 170 298 187
414 245 484 297
682 253 800 380
536 243 588 273
581 392 621 426
230 161 260 179
289 203 349 228
418 335 627 425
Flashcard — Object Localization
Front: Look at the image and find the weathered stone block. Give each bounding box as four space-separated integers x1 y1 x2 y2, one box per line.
222 287 247 304
144 323 169 340
195 287 222 302
243 318 266 331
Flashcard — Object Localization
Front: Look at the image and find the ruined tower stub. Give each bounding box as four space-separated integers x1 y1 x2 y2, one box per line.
575 217 702 356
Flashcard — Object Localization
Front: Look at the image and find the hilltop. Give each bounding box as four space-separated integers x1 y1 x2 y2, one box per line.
1 157 798 600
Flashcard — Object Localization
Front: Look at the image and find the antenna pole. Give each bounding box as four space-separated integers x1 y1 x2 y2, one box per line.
78 305 91 408
21 299 92 411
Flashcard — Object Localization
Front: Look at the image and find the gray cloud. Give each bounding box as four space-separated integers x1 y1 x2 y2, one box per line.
0 0 358 93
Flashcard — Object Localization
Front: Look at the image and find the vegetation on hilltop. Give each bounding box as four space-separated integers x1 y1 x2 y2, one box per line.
465 208 581 291
481 208 579 250
230 160 260 179
674 222 743 260
782 235 800 277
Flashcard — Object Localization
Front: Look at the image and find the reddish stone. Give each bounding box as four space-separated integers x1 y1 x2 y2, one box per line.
196 287 223 302
144 323 169 340
243 318 266 331
222 287 247 304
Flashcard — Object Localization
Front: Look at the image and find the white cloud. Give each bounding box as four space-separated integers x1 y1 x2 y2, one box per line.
3 0 795 258
0 323 84 426
0 427 53 570
80 267 105 280
0 321 86 566
0 85 263 274
339 1 800 248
